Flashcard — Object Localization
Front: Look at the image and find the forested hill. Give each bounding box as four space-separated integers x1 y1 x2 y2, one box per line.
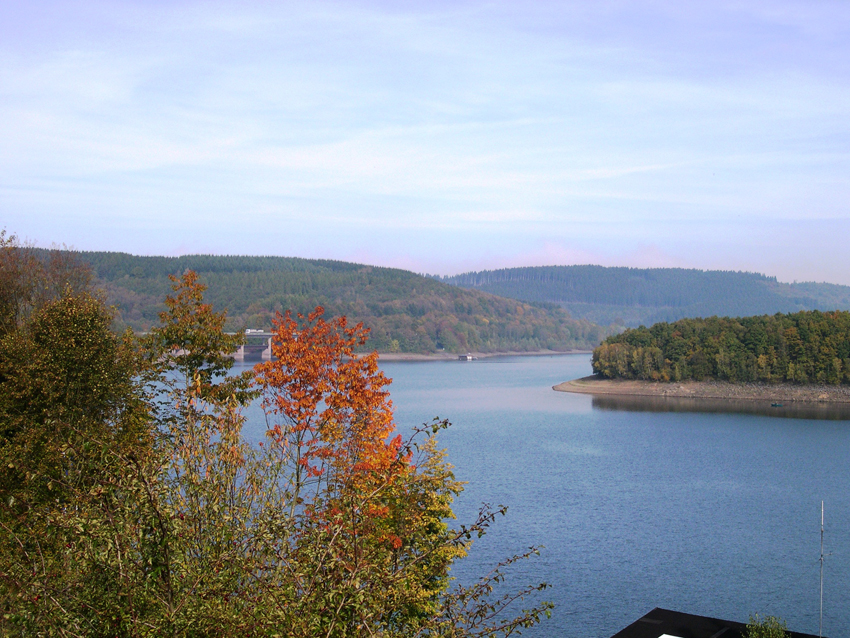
592 310 850 385
73 252 608 353
440 266 850 328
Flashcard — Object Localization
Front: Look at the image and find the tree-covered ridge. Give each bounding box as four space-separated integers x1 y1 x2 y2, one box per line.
440 265 850 328
592 310 850 384
72 251 608 353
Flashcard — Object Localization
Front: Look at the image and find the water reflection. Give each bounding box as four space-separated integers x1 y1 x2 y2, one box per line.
592 394 850 420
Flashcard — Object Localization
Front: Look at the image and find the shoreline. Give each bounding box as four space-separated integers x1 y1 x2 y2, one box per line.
234 350 592 364
376 349 592 362
553 376 850 404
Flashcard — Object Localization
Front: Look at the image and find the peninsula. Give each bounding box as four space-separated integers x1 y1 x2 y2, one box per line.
555 310 850 404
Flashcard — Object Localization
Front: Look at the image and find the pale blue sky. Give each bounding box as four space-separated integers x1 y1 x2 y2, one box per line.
2 1 850 283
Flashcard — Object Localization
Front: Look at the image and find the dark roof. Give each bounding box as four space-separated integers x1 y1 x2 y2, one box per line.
611 608 821 638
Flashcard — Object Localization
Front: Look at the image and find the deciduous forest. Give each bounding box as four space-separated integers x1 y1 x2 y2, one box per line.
71 251 608 353
592 310 850 384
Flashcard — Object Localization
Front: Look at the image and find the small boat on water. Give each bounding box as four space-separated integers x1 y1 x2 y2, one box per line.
771 402 783 408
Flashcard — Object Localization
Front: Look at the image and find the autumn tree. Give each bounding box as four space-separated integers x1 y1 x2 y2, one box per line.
254 306 551 636
0 269 551 637
253 308 458 634
142 270 251 404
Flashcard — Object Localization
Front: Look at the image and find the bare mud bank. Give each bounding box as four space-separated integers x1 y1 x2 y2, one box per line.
554 376 850 404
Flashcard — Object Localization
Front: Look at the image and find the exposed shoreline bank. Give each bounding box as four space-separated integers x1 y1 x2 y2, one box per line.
554 376 850 404
377 349 592 362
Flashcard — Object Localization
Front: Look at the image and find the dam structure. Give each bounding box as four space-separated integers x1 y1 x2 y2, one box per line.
232 329 274 361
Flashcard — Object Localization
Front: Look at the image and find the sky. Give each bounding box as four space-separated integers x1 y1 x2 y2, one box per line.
2 1 850 283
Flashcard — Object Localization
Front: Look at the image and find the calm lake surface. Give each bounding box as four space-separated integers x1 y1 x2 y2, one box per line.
235 354 850 638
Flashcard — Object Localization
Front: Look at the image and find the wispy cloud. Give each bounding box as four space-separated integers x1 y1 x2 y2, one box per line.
2 1 850 282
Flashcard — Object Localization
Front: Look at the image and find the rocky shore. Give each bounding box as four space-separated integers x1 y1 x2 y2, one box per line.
554 376 850 404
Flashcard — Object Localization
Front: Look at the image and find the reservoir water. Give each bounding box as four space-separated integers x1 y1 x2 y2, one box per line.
236 354 850 637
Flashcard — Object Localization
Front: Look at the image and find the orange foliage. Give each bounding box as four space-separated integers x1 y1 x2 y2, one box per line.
255 306 405 497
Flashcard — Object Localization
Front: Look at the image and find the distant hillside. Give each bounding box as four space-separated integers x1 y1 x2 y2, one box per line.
72 252 608 354
440 266 850 327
